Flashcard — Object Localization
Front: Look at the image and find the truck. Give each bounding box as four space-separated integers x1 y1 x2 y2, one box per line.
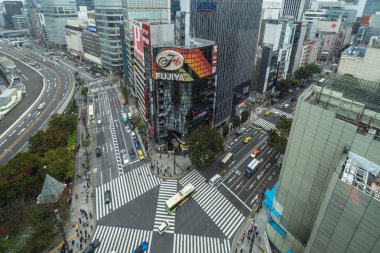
245 158 260 178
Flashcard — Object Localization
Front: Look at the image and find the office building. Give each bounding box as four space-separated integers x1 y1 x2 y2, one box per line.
363 0 380 17
281 0 311 21
64 23 83 59
262 0 282 19
12 14 29 30
76 0 95 11
82 31 101 66
337 36 380 83
4 1 23 29
189 0 262 126
265 73 380 253
131 19 217 151
40 0 77 46
94 0 123 73
122 0 170 95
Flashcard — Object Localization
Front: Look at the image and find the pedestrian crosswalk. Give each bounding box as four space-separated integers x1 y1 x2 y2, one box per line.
153 180 177 234
92 226 152 253
270 108 294 119
109 120 123 176
173 233 230 253
179 170 245 239
253 118 276 131
95 164 162 220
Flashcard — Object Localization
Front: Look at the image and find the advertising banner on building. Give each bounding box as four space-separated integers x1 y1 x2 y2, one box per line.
133 25 144 64
142 24 150 49
152 46 215 82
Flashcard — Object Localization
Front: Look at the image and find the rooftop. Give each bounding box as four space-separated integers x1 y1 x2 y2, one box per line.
339 151 380 201
341 46 366 58
0 56 16 69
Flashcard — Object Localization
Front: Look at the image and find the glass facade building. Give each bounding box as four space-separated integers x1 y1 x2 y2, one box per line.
40 0 77 46
76 0 95 11
363 0 380 17
189 0 262 127
94 0 124 72
266 74 380 253
281 0 311 21
3 1 23 29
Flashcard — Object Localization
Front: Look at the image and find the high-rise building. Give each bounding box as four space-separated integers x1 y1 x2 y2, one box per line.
12 14 29 30
265 72 380 252
122 0 170 94
76 0 95 11
40 0 77 46
281 0 311 21
3 1 23 29
363 0 380 17
189 0 262 127
94 0 123 73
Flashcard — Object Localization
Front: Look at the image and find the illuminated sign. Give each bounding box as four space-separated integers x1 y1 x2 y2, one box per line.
197 2 216 12
156 72 185 81
155 50 184 71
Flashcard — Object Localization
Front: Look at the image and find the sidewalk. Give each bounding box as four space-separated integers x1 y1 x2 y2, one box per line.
230 206 269 253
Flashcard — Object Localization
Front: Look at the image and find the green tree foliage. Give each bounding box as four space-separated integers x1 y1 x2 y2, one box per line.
232 115 241 129
41 147 75 181
241 110 250 124
294 64 321 81
135 116 147 137
267 118 293 154
188 126 224 167
81 87 88 97
222 124 229 138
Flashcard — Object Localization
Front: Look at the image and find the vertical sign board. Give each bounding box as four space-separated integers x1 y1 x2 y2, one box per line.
212 45 217 74
142 24 151 49
133 25 144 64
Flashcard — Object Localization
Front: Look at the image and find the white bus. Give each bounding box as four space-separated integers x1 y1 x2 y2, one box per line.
165 183 195 214
220 152 233 167
88 105 94 121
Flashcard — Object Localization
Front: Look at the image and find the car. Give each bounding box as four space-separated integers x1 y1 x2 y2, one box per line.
243 136 252 143
95 147 101 157
251 149 260 158
129 149 135 158
131 131 136 139
133 241 149 253
283 103 290 109
158 220 170 235
274 111 280 117
97 119 102 126
137 149 145 160
224 145 231 151
94 93 98 98
134 140 141 149
209 174 222 186
130 121 136 130
236 127 247 135
104 190 111 204
280 115 287 120
264 111 271 116
37 102 45 110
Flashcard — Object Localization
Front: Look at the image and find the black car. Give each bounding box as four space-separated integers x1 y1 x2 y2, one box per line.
94 93 98 98
129 121 135 130
104 190 111 204
95 147 101 157
129 149 136 158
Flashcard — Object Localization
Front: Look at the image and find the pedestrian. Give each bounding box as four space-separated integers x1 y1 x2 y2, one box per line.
86 198 88 203
72 240 75 246
90 212 92 219
79 218 81 224
255 230 258 237
79 230 82 235
75 194 78 200
84 238 87 244
80 244 82 250
91 225 93 230
258 235 261 242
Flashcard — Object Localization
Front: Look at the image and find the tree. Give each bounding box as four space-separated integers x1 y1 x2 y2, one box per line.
81 87 88 97
188 126 224 168
232 115 241 129
294 64 321 81
241 110 250 124
266 118 293 154
276 118 292 137
222 124 229 138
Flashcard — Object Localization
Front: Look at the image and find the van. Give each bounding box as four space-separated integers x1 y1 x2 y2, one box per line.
131 132 136 139
209 174 222 186
158 220 170 235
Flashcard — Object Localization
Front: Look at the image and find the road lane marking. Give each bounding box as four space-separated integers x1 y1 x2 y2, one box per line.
221 183 252 212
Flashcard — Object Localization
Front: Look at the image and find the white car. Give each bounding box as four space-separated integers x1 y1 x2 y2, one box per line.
158 220 170 235
37 103 45 110
274 112 280 117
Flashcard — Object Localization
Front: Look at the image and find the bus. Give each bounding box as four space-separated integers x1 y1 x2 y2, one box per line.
122 112 128 125
165 183 195 214
88 105 94 121
220 152 233 167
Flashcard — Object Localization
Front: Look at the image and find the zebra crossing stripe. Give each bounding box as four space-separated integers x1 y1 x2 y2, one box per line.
96 164 162 220
270 108 294 118
173 233 230 253
253 118 276 131
153 180 177 234
179 170 245 239
93 226 153 253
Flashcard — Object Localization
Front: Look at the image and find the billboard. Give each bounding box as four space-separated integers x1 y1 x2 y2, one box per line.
142 24 150 49
152 46 215 82
133 25 144 64
197 2 216 12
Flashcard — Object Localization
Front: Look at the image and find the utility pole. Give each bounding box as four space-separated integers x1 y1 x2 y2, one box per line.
173 146 176 175
55 209 68 252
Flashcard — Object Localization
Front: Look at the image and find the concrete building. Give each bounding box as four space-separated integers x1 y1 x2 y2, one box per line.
37 12 48 43
81 30 101 66
3 1 23 29
189 0 263 126
262 0 282 19
12 14 29 30
40 0 77 46
64 24 83 59
299 38 320 66
281 0 311 21
122 0 170 94
94 0 123 73
337 36 380 83
265 73 380 253
76 0 95 11
131 19 217 152
356 12 380 45
253 19 296 94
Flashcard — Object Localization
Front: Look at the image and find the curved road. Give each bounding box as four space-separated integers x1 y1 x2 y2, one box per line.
0 44 75 165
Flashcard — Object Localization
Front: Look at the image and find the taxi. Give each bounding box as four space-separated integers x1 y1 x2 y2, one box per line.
137 149 145 160
264 111 271 116
243 136 252 143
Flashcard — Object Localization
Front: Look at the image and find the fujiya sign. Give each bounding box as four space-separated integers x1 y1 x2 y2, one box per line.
155 50 184 71
156 72 185 81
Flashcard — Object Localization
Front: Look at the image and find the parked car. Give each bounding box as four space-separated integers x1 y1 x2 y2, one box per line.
95 147 101 157
134 140 141 149
137 149 145 160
